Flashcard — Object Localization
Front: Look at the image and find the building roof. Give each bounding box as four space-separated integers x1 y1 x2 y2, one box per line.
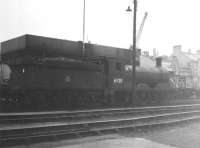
184 53 200 62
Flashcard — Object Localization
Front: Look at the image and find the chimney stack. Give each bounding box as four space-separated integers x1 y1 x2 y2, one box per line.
153 48 157 57
156 57 162 67
196 50 200 54
173 45 182 55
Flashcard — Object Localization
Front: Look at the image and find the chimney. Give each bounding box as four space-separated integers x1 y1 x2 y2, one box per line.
136 48 141 56
136 48 141 66
153 48 157 57
173 45 182 55
143 51 149 56
196 50 200 54
156 57 162 67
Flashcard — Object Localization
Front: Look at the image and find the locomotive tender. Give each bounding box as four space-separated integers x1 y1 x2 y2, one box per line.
0 35 190 111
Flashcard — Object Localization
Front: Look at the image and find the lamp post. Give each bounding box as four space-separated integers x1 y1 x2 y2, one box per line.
126 0 137 103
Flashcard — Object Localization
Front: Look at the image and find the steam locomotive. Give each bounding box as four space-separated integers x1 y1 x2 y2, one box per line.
0 35 193 111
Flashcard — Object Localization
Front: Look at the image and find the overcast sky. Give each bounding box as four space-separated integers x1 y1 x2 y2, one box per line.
0 0 200 55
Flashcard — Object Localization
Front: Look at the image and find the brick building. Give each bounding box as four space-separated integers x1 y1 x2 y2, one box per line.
170 45 200 89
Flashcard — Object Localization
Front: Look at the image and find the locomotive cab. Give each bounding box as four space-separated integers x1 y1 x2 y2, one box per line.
96 56 171 106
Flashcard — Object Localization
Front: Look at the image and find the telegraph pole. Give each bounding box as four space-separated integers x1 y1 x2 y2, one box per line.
0 44 2 82
126 0 137 103
82 0 86 56
132 0 137 102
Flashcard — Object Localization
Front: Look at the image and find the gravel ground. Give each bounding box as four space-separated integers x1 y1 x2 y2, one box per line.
121 120 200 148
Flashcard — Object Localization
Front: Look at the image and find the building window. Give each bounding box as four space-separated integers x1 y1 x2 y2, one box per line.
18 67 25 74
125 65 132 72
116 62 122 71
114 78 123 84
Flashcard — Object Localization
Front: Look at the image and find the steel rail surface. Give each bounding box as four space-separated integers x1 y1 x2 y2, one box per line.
1 109 200 143
1 104 200 146
1 103 200 123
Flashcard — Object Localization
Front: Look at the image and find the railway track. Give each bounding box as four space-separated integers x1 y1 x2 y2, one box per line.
1 104 200 146
2 103 200 123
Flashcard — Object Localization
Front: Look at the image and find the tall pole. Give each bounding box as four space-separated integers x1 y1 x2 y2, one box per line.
0 43 2 83
82 0 86 56
132 0 137 102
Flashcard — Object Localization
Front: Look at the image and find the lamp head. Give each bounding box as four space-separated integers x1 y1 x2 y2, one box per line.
126 6 132 12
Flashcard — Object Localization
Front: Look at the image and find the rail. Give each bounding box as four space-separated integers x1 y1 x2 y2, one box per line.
1 104 200 146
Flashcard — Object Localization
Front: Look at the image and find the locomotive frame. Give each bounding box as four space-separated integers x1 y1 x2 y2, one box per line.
0 34 196 111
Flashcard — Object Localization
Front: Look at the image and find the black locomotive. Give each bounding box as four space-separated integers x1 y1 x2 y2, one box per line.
0 35 193 111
